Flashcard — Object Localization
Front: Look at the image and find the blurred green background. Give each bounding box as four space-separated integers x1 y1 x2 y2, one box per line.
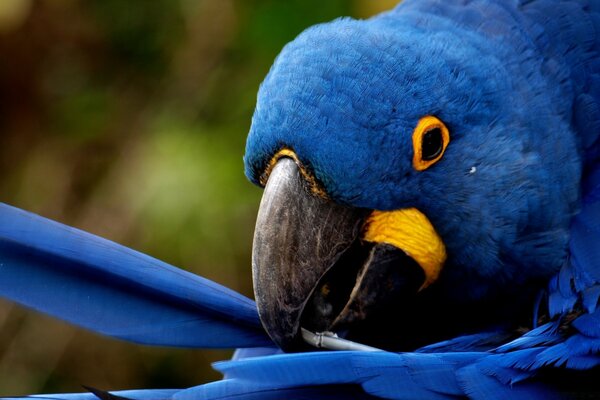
0 0 398 395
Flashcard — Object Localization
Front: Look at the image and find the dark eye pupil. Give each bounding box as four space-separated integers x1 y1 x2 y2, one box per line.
421 128 443 161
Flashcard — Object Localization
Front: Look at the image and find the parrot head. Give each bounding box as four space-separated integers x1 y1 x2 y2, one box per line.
244 14 581 351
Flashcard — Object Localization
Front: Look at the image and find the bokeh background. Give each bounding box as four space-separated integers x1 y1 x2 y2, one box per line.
0 0 398 395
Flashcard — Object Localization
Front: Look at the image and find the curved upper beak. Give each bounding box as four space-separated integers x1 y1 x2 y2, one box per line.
252 158 365 350
252 158 433 351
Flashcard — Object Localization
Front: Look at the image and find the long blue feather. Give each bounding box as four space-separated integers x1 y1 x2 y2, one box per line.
176 381 378 400
417 331 518 353
206 351 488 400
6 386 380 400
3 389 179 400
0 202 271 348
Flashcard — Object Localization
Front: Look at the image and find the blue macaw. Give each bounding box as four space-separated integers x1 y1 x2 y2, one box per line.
2 0 600 398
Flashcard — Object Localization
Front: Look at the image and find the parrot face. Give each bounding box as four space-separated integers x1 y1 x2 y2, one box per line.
245 15 581 351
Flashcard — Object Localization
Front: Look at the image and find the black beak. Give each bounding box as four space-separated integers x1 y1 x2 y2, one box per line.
252 158 426 351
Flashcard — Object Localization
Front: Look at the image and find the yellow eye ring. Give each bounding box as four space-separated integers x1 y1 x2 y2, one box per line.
412 115 450 171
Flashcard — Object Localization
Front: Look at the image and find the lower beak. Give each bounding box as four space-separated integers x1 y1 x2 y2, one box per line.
252 158 430 351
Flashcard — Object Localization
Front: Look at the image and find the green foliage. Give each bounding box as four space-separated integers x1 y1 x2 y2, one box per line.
89 0 185 77
240 0 352 56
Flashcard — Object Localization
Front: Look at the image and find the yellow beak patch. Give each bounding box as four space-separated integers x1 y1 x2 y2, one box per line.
363 208 447 289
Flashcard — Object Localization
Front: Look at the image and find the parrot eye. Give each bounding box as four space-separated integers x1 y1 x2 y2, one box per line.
412 115 450 171
421 128 443 160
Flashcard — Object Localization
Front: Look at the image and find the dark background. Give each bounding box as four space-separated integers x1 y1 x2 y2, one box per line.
0 0 397 394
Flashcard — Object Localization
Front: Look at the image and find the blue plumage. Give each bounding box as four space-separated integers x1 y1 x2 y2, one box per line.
245 0 583 323
0 202 270 349
2 0 600 399
242 0 600 356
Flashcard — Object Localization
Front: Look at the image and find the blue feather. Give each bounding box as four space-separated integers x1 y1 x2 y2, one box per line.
4 389 180 400
572 313 600 338
494 322 562 353
209 351 489 400
456 364 561 400
0 202 271 348
582 285 600 313
417 331 518 353
176 382 378 400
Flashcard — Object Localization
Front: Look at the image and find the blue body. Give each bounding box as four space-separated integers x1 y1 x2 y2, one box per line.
2 1 600 399
245 0 596 309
